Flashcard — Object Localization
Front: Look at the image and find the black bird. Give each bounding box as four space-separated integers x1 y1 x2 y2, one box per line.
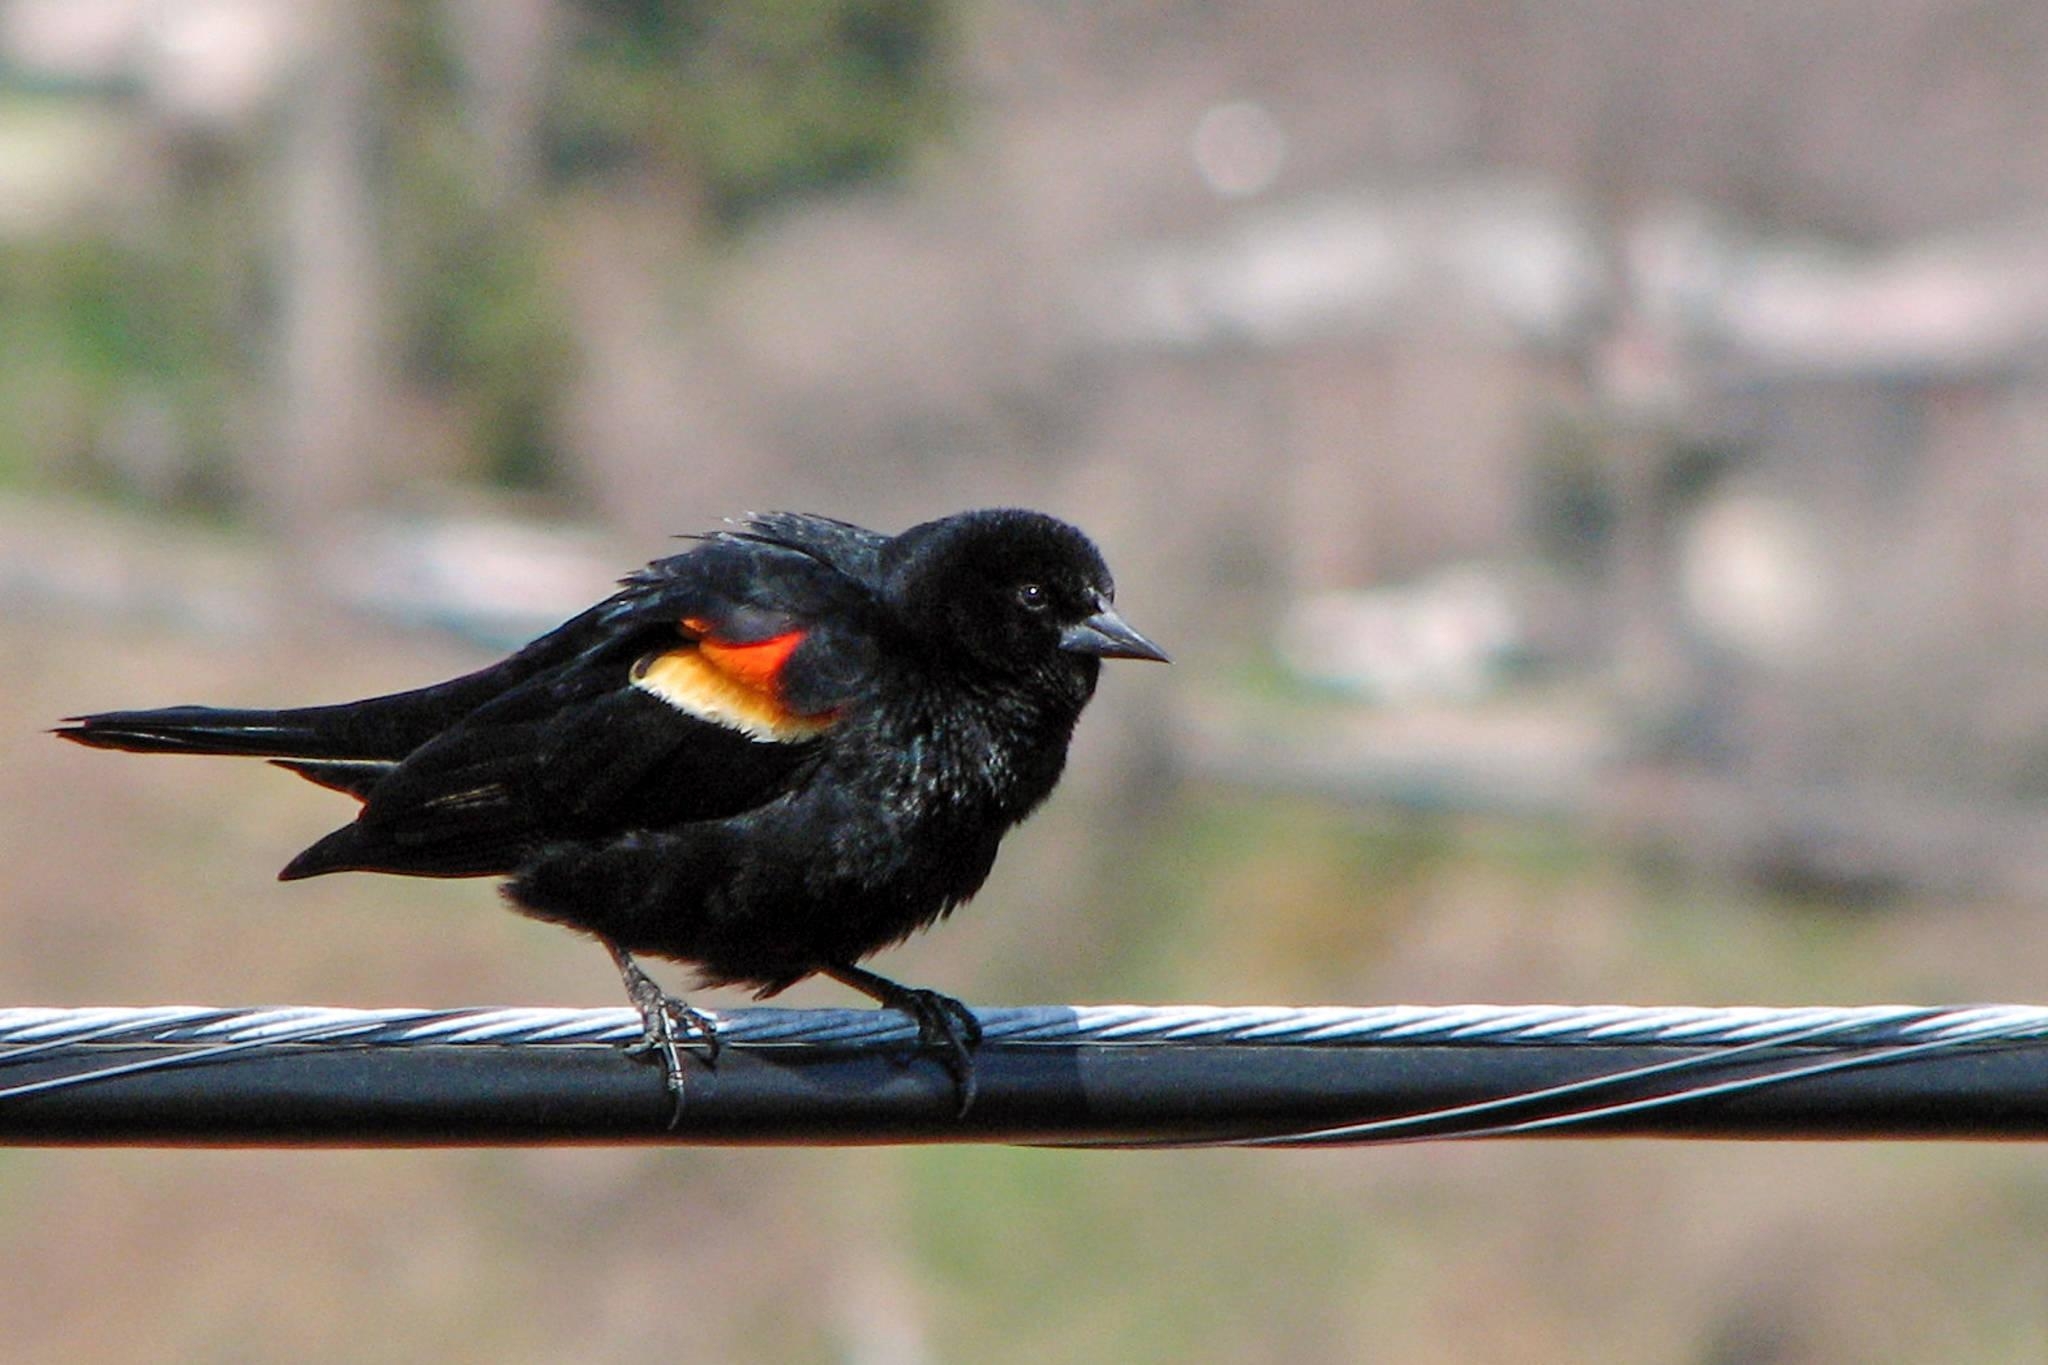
56 508 1167 1113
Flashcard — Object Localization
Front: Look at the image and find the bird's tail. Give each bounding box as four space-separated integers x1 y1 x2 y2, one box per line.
57 703 417 809
51 639 552 764
53 703 393 758
55 703 412 807
52 596 654 767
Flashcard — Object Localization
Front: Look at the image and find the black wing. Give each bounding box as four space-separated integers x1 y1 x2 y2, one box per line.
280 532 881 879
693 512 890 585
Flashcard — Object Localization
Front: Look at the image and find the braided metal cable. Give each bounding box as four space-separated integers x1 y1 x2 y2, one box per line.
3 1002 2046 1145
9 1000 2042 1052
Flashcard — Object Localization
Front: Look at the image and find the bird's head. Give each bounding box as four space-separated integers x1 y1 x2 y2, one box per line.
881 509 1168 692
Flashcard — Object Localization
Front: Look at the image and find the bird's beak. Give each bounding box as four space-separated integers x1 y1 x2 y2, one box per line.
1060 604 1170 663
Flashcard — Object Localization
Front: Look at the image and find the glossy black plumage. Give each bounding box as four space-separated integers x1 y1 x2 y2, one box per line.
56 508 1167 1110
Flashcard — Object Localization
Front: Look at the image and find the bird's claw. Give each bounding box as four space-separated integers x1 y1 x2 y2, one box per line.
611 946 719 1129
822 963 983 1115
888 986 982 1118
824 963 994 1116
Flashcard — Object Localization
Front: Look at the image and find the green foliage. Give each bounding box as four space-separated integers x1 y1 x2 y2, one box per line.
0 203 246 507
905 1145 1370 1363
551 0 953 227
382 128 573 488
1527 411 1618 576
0 0 956 507
377 0 956 486
368 5 570 491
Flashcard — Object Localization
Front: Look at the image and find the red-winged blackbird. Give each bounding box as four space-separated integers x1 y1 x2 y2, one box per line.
57 508 1166 1113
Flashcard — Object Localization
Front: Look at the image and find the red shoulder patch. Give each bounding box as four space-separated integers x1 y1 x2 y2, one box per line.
690 624 806 698
633 620 834 742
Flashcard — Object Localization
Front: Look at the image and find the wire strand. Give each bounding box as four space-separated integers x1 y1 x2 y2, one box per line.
5 1002 2047 1146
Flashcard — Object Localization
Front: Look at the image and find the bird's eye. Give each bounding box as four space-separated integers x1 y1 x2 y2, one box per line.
1016 582 1050 612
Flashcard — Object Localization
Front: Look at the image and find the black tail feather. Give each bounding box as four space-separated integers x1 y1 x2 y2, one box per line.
54 705 374 758
269 758 394 800
278 818 513 881
277 824 372 880
53 599 656 764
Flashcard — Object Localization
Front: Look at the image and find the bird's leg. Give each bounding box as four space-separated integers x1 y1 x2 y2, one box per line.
822 962 982 1117
607 943 720 1128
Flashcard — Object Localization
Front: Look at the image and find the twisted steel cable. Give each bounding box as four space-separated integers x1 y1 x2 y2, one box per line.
3 1002 2046 1146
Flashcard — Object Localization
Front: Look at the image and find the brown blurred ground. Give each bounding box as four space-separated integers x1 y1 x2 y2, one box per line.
10 2 2048 1360
7 504 2048 1363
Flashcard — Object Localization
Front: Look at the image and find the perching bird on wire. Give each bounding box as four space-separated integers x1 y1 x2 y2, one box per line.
55 508 1168 1115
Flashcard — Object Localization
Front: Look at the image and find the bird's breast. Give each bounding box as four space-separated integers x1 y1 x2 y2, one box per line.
856 682 1079 831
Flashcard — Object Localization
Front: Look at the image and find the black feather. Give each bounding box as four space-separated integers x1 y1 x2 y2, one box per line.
58 509 1166 1108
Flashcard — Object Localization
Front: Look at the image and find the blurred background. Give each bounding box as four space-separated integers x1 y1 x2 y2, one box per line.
8 1 2048 1360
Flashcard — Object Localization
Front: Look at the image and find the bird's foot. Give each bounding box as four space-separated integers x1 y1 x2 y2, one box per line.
823 962 982 1117
896 986 982 1117
608 945 719 1129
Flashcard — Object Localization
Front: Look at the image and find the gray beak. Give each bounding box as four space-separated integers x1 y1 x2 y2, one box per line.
1060 604 1170 663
